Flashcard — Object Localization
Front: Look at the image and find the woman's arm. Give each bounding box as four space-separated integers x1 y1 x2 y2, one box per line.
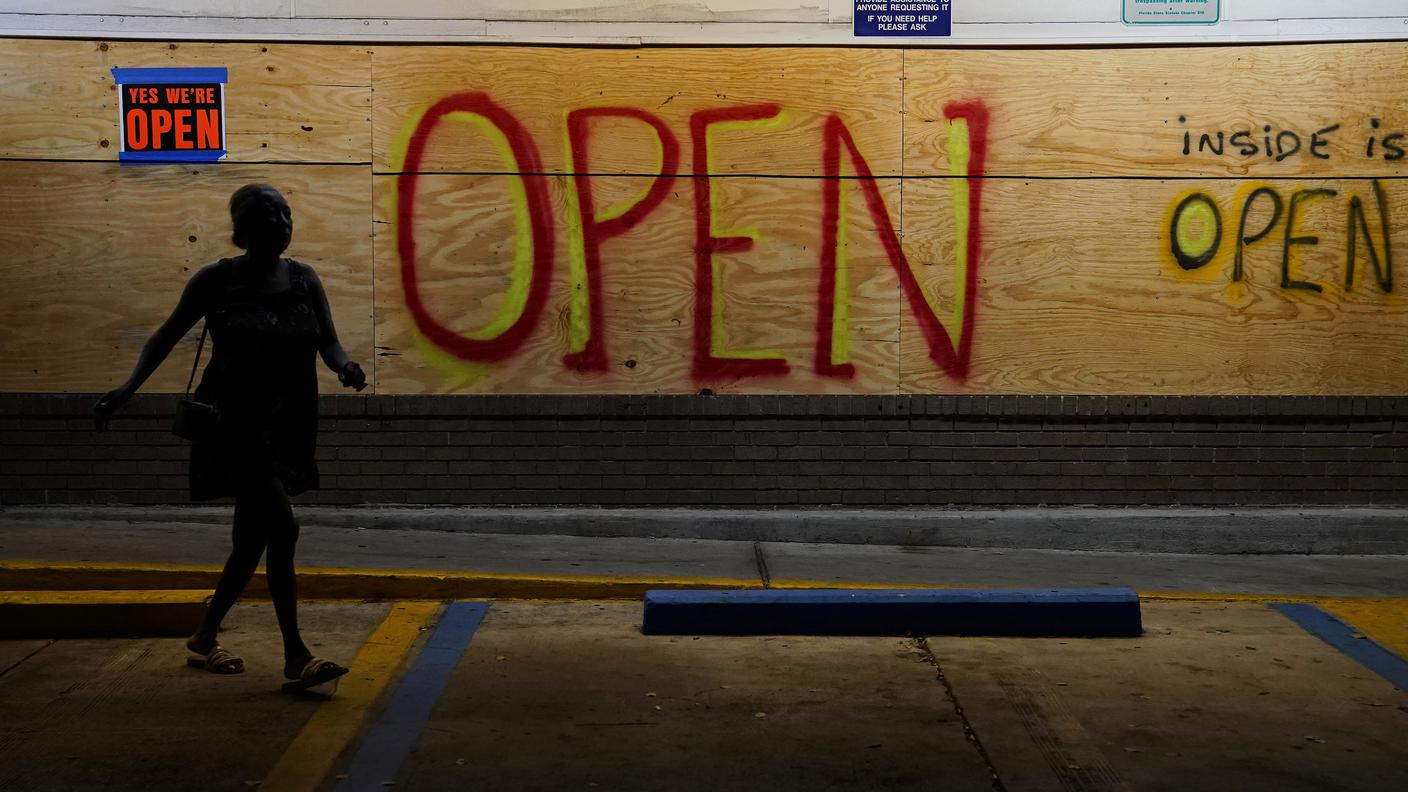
94 263 218 430
304 263 367 391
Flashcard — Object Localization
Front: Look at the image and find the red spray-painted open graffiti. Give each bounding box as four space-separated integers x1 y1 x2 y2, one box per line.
396 93 989 383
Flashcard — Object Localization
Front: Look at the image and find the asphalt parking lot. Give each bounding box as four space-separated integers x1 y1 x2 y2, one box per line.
2 597 1405 792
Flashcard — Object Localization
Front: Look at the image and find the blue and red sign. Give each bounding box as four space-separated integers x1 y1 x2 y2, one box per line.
854 1 952 37
112 67 227 164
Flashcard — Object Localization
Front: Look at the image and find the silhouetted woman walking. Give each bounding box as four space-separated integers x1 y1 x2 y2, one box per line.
94 184 365 692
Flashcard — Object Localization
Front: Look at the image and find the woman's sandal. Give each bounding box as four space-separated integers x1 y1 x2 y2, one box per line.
281 657 349 695
186 646 245 675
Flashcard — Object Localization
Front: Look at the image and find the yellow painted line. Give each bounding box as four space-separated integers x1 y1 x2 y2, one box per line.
0 587 211 639
0 560 762 600
0 560 228 593
0 589 209 605
260 600 443 792
769 579 1402 606
1138 590 1351 604
2 560 1404 606
1318 598 1408 659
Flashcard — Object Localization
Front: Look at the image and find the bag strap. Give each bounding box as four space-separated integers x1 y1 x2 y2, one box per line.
185 322 209 398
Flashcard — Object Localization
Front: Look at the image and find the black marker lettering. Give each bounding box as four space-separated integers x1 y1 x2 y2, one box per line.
1346 179 1393 293
1235 187 1284 283
1230 131 1258 157
1282 188 1336 292
1383 133 1405 161
1274 131 1302 162
1170 193 1223 272
1310 123 1339 160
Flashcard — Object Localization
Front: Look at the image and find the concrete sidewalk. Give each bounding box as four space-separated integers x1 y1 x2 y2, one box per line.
3 509 1408 599
7 504 1408 554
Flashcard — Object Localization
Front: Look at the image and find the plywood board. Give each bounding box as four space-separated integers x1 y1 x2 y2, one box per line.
904 43 1408 178
370 46 902 176
0 38 370 162
898 177 1408 395
0 161 374 394
373 173 904 394
4 39 1406 397
375 169 1408 396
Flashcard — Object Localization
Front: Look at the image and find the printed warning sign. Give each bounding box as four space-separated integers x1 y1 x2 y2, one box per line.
112 67 227 163
853 1 952 37
1123 0 1220 25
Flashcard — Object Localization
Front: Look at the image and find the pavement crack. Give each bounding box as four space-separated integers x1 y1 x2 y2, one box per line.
917 637 1008 792
0 640 52 680
752 542 772 588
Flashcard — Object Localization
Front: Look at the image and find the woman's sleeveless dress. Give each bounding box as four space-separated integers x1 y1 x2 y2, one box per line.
189 258 323 501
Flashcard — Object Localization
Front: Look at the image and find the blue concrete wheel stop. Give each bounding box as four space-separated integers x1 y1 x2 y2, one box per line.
642 588 1142 637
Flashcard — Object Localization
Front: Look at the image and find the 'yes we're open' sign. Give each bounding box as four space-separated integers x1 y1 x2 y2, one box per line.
112 67 227 164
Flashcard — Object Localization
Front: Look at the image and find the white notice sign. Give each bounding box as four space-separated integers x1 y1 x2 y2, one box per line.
1123 0 1220 24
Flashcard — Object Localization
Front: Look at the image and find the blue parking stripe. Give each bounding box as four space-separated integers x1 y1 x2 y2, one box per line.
334 601 490 791
1273 603 1408 691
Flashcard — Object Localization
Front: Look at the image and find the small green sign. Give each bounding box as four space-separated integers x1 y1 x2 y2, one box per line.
1123 0 1221 25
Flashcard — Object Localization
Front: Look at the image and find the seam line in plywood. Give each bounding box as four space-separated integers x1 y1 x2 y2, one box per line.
369 170 1408 181
0 157 372 166
13 157 1408 176
367 44 378 397
898 47 907 393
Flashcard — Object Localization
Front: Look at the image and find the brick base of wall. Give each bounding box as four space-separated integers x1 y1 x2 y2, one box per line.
2 394 1404 506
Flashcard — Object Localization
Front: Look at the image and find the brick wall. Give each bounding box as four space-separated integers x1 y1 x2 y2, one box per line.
1 394 1404 506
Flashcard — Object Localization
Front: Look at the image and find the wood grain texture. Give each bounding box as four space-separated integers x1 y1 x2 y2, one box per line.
373 173 902 394
899 177 1408 395
904 43 1408 178
0 38 370 162
0 161 374 394
370 46 902 176
6 38 1408 396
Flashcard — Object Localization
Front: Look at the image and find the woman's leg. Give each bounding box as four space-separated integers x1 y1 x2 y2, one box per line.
189 493 269 653
259 476 314 674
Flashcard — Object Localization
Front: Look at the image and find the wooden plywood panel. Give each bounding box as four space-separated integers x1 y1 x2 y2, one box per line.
370 46 902 176
373 172 905 394
0 161 374 394
3 39 1404 398
904 43 1408 178
0 38 370 162
897 177 1408 395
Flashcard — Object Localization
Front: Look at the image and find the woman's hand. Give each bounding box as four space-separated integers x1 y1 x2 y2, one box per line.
338 361 367 392
93 385 135 431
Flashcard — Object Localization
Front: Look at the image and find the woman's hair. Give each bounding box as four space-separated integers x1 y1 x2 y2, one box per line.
229 183 278 249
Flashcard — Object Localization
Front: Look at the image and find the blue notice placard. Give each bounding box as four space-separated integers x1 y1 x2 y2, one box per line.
854 1 952 37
